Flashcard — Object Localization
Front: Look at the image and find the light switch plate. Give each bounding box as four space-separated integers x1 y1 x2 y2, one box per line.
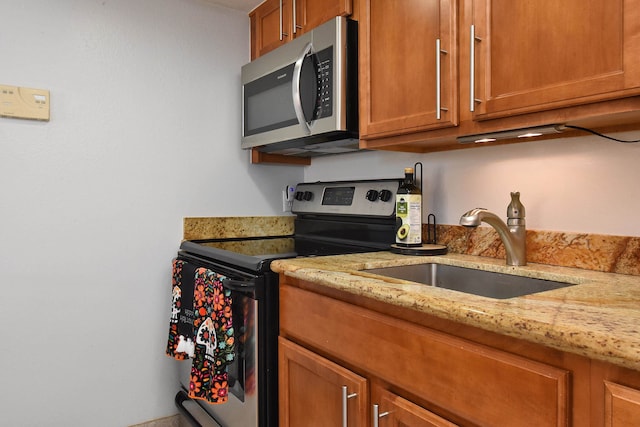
0 85 50 121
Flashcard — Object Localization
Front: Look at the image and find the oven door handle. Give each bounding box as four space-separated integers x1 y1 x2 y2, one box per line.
222 277 257 292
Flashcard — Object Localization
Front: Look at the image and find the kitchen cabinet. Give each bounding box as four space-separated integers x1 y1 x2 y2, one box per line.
294 0 353 38
279 337 456 427
359 0 457 139
278 337 368 426
279 280 574 426
358 0 640 153
371 386 458 427
470 0 640 120
250 0 290 60
591 361 640 426
250 0 353 60
603 381 640 426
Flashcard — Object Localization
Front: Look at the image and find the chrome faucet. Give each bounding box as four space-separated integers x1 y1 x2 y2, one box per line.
459 192 527 266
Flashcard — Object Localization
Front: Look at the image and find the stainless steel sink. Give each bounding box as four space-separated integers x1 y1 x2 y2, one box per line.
364 264 576 299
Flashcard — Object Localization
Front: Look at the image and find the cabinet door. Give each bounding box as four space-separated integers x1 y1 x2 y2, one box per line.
470 0 640 120
250 0 291 60
372 386 459 427
279 337 369 427
281 285 570 427
604 381 640 427
359 0 457 139
293 0 352 38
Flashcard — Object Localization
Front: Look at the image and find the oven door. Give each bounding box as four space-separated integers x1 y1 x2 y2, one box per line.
174 254 262 427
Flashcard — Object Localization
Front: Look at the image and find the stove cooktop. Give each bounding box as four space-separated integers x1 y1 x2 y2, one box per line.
180 179 403 272
180 234 389 273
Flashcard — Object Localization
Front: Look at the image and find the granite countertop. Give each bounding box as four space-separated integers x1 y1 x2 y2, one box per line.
271 252 640 371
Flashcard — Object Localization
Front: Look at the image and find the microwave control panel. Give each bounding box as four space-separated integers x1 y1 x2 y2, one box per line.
314 47 333 120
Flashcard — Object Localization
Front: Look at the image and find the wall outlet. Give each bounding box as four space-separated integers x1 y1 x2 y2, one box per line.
282 184 296 212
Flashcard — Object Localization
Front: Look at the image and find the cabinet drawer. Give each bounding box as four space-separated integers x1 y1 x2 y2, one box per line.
280 285 569 426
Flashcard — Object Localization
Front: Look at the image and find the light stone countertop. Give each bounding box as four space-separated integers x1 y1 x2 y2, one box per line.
271 252 640 371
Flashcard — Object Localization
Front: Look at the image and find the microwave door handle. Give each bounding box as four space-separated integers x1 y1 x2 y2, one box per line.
292 42 314 135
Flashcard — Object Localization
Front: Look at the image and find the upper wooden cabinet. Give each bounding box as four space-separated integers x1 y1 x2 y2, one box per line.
250 0 640 155
295 0 353 37
250 0 353 60
358 0 640 153
359 0 458 139
470 0 640 120
250 0 290 60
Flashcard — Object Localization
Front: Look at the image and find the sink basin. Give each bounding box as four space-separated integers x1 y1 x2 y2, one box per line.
364 264 577 299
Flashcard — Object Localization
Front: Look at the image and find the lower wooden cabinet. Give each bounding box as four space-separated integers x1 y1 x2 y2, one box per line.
604 381 640 427
278 276 640 426
279 336 458 427
371 386 458 427
279 337 368 426
279 283 570 426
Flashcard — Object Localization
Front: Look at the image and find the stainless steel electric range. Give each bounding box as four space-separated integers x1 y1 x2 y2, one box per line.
172 178 402 427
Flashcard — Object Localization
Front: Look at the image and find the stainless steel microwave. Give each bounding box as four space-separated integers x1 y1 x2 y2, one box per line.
241 17 359 157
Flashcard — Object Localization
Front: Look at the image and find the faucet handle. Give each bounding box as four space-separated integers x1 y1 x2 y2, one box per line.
507 192 525 220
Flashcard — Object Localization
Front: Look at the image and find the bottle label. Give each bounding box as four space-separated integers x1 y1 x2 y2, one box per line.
395 194 422 246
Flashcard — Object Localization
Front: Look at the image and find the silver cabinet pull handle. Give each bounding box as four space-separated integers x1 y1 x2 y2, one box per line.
436 38 441 120
470 25 482 112
469 25 475 112
279 0 282 40
436 39 449 120
373 404 390 427
279 0 288 39
342 386 358 427
293 0 297 34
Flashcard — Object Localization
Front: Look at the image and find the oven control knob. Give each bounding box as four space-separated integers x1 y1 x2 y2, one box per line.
366 189 379 202
303 191 313 201
294 191 305 201
379 189 393 202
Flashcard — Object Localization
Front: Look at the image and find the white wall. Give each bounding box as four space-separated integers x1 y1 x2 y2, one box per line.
0 1 302 425
305 131 640 237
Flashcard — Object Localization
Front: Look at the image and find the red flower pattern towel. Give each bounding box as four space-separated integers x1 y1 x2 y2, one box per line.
166 259 235 404
166 259 191 360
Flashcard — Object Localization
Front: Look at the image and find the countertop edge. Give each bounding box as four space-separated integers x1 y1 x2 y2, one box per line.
272 252 640 371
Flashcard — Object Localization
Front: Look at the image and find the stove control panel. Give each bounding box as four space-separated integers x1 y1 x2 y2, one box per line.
291 178 402 217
